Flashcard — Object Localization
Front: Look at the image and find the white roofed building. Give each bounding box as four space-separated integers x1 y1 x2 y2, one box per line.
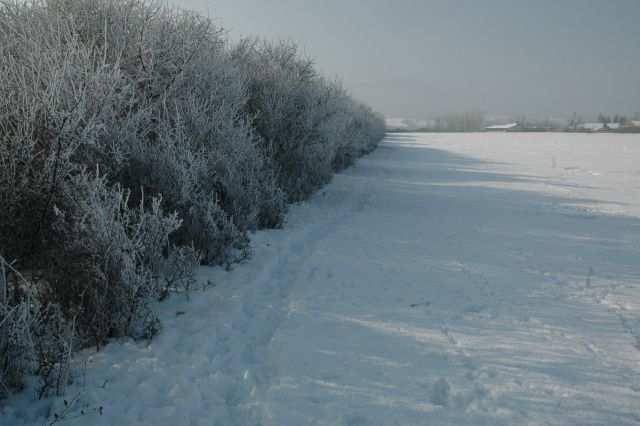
484 122 520 131
578 122 621 132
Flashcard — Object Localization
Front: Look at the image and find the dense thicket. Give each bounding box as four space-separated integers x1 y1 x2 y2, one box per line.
0 0 384 398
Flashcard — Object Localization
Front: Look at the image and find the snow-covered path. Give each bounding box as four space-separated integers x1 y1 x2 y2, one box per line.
4 133 640 426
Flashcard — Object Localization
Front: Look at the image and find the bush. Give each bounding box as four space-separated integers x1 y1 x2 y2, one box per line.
0 0 384 398
47 172 188 346
231 40 385 200
0 257 72 399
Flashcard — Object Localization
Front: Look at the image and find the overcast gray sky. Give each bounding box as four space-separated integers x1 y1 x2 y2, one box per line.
177 0 640 120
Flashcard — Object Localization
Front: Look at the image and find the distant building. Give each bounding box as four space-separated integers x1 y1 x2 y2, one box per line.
617 120 640 133
577 122 621 132
484 122 520 131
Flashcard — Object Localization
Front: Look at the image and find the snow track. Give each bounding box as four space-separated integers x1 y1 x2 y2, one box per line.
3 132 640 425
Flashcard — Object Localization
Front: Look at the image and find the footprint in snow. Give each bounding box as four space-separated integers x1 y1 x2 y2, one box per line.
430 378 451 407
344 413 370 426
463 304 487 314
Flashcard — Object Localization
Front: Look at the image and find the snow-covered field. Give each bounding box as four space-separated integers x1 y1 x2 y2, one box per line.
3 132 640 425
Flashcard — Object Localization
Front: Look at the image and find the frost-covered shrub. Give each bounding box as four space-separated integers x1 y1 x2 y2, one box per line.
0 266 37 396
47 172 184 346
0 257 72 399
0 2 86 258
123 94 284 263
232 40 329 200
231 40 385 201
333 102 386 171
59 0 287 258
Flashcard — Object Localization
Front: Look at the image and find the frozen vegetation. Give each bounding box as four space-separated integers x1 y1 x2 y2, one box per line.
0 0 384 403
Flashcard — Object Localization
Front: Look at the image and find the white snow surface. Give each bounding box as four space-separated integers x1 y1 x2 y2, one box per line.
3 132 640 425
484 123 519 130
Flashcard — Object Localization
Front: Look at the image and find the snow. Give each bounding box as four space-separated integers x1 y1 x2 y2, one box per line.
3 132 640 425
484 123 519 130
579 122 621 131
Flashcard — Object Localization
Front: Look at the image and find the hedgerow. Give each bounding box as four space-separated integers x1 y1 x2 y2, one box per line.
0 0 384 398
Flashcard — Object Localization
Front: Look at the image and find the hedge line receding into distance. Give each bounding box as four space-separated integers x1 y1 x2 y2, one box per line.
0 0 385 398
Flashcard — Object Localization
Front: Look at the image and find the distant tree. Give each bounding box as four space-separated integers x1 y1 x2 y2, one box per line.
569 113 584 130
597 114 612 124
517 115 529 128
569 112 584 130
